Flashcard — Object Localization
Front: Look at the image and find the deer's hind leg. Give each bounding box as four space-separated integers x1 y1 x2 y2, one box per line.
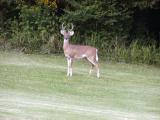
86 57 100 78
89 64 94 75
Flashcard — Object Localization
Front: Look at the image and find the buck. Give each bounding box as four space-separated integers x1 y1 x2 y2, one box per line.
60 23 100 78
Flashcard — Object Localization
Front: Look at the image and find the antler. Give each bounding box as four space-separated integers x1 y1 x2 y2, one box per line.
68 23 74 31
61 22 66 30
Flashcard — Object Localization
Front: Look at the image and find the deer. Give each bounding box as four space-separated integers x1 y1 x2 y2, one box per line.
60 23 100 78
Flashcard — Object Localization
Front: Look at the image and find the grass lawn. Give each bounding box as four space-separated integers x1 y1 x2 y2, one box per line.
0 51 160 120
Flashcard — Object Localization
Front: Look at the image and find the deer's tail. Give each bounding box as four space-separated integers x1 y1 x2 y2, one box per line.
96 49 98 62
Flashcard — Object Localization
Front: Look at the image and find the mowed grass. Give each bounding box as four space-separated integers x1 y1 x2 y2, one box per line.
0 51 160 120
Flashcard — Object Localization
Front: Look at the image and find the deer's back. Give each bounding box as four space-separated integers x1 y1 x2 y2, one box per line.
64 44 97 59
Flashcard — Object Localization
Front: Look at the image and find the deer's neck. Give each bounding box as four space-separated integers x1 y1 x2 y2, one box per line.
63 39 69 50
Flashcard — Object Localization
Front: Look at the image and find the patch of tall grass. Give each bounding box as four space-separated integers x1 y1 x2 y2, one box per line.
104 40 160 65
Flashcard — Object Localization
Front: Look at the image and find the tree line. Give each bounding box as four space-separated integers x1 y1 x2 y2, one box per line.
0 0 160 65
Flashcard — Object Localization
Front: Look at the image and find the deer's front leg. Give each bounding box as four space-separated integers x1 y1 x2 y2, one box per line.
67 58 70 76
67 58 72 76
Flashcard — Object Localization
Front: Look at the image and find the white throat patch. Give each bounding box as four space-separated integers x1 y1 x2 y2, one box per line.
64 39 69 43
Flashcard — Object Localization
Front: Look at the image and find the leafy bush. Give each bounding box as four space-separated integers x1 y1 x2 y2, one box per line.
9 5 61 53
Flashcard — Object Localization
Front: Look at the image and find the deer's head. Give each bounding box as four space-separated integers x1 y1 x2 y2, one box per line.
60 23 74 40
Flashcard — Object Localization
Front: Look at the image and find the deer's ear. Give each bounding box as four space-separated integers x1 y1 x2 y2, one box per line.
60 30 65 35
69 31 74 36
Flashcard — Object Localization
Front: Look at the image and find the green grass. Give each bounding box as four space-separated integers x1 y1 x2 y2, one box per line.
0 51 160 120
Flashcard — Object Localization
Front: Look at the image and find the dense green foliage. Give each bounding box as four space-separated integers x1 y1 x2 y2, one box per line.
0 0 160 65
